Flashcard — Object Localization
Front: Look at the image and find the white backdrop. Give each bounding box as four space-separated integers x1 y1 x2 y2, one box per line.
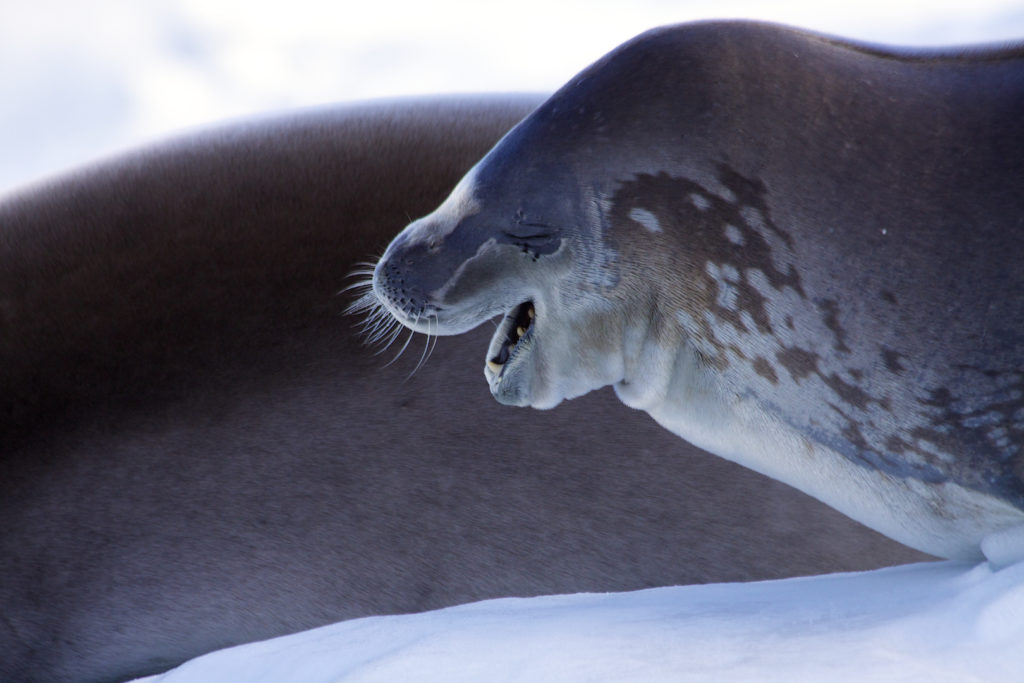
2 0 1023 194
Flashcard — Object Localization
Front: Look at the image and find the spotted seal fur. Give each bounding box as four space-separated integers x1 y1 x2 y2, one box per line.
371 22 1024 563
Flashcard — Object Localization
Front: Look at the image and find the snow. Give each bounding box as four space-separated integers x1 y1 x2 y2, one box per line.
135 560 1024 682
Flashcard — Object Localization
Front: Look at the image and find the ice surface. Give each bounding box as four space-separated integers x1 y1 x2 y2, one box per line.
136 560 1024 682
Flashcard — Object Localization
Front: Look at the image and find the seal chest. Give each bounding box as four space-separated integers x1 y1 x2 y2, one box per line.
373 21 1024 563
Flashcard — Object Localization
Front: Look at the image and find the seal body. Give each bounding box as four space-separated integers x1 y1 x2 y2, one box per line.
0 96 926 682
373 22 1024 561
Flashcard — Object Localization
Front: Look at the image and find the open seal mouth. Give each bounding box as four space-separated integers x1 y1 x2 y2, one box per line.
486 301 535 378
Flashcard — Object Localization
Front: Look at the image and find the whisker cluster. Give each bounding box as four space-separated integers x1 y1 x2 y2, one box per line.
342 260 439 378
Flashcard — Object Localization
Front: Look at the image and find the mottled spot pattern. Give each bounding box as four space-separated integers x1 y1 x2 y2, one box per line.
610 167 803 348
608 166 1024 508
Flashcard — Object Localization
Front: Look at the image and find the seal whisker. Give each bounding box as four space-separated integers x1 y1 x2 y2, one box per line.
343 287 415 354
343 289 378 315
339 274 375 291
361 311 393 337
408 317 435 378
383 310 421 367
371 321 406 355
352 308 402 347
342 255 439 373
339 256 383 296
374 325 405 357
364 321 397 347
345 268 377 278
339 282 372 296
343 290 406 353
425 320 440 364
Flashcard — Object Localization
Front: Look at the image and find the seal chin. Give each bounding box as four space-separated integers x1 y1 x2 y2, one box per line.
485 300 537 406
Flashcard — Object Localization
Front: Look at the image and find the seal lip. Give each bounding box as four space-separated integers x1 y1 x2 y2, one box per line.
485 300 535 382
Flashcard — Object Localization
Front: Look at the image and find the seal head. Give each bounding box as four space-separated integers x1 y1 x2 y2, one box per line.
373 127 635 408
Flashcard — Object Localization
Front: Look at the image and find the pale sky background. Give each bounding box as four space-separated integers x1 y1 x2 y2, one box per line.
2 0 1023 195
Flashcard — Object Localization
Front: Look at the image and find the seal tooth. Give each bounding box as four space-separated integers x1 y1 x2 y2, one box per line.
527 307 534 319
487 360 503 374
517 326 526 337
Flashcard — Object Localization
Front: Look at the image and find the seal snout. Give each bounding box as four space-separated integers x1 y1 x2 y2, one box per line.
486 301 535 377
370 234 449 334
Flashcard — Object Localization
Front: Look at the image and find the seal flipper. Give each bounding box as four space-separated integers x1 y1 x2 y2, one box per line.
982 526 1024 569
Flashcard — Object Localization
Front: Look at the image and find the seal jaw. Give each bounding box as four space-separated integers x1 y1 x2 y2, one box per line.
485 300 536 405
